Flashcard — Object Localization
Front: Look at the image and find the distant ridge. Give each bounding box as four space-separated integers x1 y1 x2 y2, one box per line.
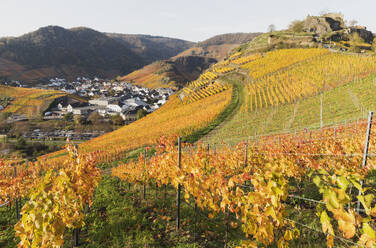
174 32 262 60
0 26 194 83
120 32 262 89
106 33 194 64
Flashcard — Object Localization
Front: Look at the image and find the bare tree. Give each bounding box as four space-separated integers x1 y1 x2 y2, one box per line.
268 24 276 33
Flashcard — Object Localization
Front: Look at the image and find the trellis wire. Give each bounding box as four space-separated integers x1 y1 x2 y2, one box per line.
284 217 365 248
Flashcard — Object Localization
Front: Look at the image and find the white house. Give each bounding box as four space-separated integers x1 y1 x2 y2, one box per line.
113 86 124 92
97 108 107 117
107 104 122 113
150 104 160 111
157 99 167 105
57 103 66 111
63 89 76 94
72 106 93 115
124 98 147 107
89 97 119 106
67 104 74 112
81 83 91 89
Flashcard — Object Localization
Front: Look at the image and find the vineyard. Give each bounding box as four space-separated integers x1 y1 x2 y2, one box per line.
180 62 237 103
231 54 262 65
203 49 376 145
43 84 233 164
112 119 376 248
0 86 67 117
2 46 376 247
241 48 331 80
2 117 376 247
183 82 230 103
246 53 376 110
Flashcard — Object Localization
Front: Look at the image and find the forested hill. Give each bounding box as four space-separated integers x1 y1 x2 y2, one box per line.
106 33 194 64
0 26 194 83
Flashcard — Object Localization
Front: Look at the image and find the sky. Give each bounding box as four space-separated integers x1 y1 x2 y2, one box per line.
1 0 375 42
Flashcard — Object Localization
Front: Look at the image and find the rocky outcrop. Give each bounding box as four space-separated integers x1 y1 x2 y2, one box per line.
350 26 374 43
303 14 374 45
303 14 345 35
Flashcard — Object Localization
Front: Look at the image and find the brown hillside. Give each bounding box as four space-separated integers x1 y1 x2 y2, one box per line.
0 58 25 78
0 26 194 83
174 33 261 61
173 44 240 61
120 56 217 89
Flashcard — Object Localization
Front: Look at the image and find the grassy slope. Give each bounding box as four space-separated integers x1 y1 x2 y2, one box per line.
203 74 376 145
182 73 243 143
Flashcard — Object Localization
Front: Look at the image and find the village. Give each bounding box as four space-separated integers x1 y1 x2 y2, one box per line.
0 77 175 141
45 77 173 121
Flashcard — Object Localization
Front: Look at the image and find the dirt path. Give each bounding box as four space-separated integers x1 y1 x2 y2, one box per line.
200 72 246 143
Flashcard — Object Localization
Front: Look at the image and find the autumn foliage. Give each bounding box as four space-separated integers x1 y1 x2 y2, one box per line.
113 121 376 247
9 145 101 247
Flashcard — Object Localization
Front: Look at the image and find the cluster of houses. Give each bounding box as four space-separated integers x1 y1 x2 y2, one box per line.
45 77 174 100
41 77 174 123
1 77 174 124
0 77 174 141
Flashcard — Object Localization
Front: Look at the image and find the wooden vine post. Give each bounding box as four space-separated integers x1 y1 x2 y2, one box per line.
14 165 20 220
143 148 146 200
357 111 373 213
320 93 323 129
73 228 79 247
176 137 182 231
244 141 248 167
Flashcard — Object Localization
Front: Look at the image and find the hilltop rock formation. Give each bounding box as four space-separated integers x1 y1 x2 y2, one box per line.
303 14 374 45
303 13 345 34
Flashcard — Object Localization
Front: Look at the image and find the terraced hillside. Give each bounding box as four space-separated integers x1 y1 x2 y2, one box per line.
78 90 232 154
0 86 68 117
43 47 376 160
201 48 376 145
44 63 239 160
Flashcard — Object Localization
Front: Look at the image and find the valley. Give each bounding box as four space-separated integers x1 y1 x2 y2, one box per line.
1 10 376 248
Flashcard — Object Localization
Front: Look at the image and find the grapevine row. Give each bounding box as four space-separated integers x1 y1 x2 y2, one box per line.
112 121 376 247
244 49 376 110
